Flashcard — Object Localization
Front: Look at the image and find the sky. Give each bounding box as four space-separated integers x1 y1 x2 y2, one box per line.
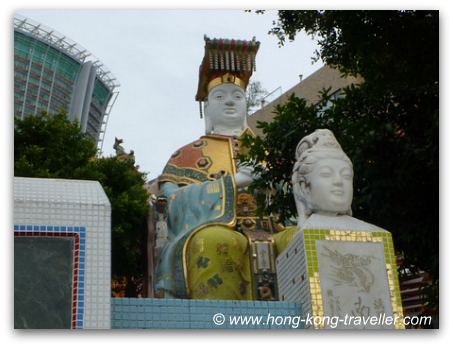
15 9 324 180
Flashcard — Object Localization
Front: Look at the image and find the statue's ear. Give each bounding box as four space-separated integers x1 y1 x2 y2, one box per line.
292 170 312 226
299 178 310 197
292 171 309 203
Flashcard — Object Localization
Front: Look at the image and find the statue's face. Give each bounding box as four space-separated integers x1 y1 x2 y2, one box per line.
305 157 353 214
205 83 247 131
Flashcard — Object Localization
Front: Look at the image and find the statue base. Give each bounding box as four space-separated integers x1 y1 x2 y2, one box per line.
276 229 404 329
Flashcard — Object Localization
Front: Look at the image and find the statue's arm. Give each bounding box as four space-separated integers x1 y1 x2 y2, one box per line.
159 176 235 237
159 181 179 197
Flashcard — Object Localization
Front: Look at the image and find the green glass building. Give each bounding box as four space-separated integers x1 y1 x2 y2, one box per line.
14 15 119 150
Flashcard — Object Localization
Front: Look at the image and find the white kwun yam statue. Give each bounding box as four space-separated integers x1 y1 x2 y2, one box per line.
292 129 384 232
275 130 403 329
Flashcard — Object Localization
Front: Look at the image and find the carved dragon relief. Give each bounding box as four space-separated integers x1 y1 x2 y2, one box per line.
321 245 376 293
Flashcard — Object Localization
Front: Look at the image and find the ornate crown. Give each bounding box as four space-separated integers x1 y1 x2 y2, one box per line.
195 35 260 102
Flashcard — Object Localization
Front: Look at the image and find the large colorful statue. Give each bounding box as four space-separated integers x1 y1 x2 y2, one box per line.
153 36 294 300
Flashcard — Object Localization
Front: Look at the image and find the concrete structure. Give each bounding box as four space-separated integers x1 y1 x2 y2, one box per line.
248 65 362 136
14 177 111 329
13 15 119 150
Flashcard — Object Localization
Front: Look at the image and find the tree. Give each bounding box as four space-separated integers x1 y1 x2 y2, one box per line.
269 11 438 94
246 80 268 115
14 111 150 296
82 155 149 296
240 94 322 223
14 110 97 178
242 10 438 307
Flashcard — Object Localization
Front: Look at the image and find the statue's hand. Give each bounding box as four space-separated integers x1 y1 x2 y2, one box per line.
235 165 260 188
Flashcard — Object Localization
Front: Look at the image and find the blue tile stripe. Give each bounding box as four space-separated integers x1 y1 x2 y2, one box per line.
14 225 86 329
111 298 304 329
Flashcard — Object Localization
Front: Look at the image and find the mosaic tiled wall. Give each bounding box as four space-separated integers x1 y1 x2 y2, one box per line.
14 177 111 329
112 298 304 329
276 229 404 329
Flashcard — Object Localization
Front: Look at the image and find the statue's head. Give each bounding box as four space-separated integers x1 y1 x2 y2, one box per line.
204 80 247 135
292 129 353 221
195 36 260 136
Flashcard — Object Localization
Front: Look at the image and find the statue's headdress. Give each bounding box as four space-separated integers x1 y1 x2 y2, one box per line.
295 129 346 163
195 35 260 116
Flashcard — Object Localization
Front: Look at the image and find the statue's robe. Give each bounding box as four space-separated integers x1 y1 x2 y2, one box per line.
154 132 296 299
154 133 246 298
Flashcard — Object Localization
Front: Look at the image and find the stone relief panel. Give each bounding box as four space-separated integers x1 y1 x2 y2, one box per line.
316 240 393 329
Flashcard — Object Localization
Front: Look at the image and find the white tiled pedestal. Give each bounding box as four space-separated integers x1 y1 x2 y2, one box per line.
14 177 111 329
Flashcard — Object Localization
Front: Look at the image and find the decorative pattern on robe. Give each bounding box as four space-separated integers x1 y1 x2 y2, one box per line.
154 135 237 297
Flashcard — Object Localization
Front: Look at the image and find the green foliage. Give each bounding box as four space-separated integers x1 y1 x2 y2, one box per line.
270 10 438 91
83 156 149 279
239 95 323 222
243 11 438 285
14 110 97 178
14 111 150 289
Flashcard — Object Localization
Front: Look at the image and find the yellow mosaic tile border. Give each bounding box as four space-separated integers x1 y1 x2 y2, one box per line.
304 229 404 329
